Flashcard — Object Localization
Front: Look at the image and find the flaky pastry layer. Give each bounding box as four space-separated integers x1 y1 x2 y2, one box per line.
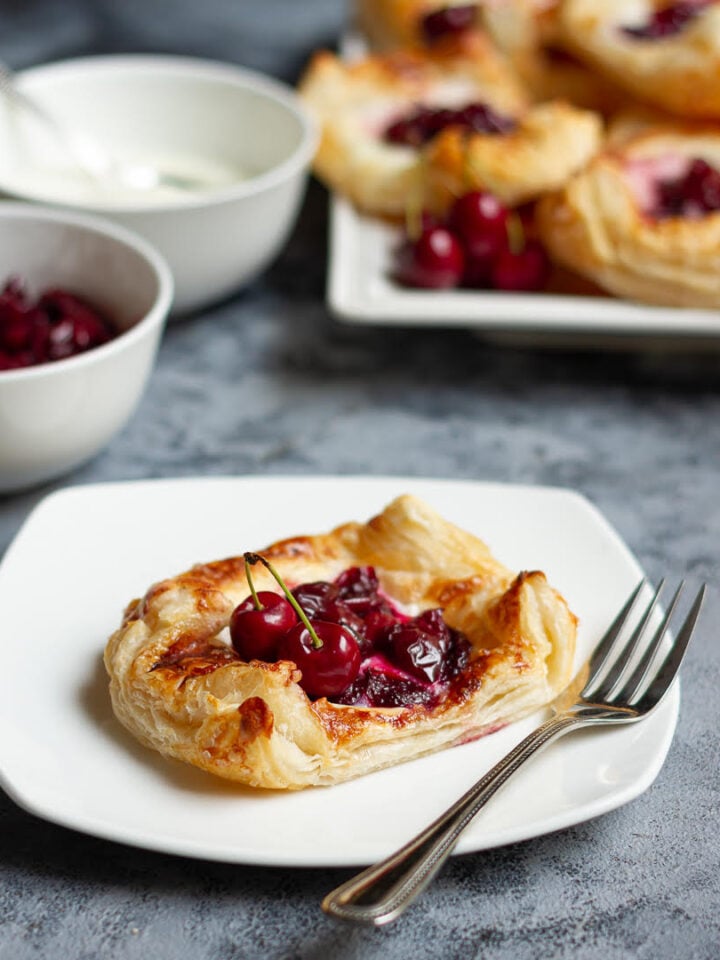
536 125 720 308
298 34 528 217
559 0 720 120
104 495 577 790
299 37 601 216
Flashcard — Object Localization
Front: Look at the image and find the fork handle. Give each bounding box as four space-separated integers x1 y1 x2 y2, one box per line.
322 714 582 925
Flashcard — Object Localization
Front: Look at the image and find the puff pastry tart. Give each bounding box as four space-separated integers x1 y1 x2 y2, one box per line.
559 0 720 119
536 125 720 307
105 495 577 790
354 0 624 115
299 36 601 216
355 0 561 63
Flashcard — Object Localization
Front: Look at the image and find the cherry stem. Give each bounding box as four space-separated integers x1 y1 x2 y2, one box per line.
506 212 525 256
405 186 423 242
243 553 323 649
243 554 264 611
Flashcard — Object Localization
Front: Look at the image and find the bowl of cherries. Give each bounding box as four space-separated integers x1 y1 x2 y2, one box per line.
230 554 471 707
393 190 549 293
0 202 172 492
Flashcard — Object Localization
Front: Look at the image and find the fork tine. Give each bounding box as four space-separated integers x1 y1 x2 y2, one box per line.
582 579 646 697
614 582 684 704
590 580 666 702
635 585 705 714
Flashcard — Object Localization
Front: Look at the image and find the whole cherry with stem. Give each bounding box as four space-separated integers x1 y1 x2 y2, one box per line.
244 553 361 699
229 556 298 661
491 212 549 292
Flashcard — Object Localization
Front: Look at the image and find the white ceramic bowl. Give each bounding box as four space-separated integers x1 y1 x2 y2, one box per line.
0 55 317 315
0 203 173 492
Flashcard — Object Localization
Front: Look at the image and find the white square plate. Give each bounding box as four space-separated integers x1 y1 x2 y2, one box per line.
0 476 676 866
328 196 720 348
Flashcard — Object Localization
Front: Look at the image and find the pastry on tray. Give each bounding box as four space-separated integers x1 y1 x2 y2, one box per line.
355 0 561 63
420 97 601 212
105 495 577 790
558 0 720 119
299 35 602 216
536 123 720 307
353 0 624 114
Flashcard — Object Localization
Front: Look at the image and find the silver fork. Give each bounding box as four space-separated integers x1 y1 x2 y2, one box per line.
322 580 705 926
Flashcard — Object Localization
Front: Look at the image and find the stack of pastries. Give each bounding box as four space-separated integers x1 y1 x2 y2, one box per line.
299 0 720 309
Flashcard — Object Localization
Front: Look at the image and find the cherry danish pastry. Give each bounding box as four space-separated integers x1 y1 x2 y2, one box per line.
559 0 720 119
105 495 577 790
299 36 601 216
537 124 720 307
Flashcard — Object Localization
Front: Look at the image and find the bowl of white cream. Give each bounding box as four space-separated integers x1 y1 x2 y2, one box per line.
0 55 317 314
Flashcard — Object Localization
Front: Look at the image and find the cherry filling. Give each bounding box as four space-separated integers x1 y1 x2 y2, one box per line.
0 277 115 372
384 102 517 148
621 0 714 40
420 3 478 41
230 564 472 707
651 158 720 219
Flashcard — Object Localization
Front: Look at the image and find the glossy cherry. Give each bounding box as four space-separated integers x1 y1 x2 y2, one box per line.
393 226 465 289
277 621 361 699
421 3 477 41
655 157 720 219
492 239 549 292
622 0 712 39
447 191 510 261
389 609 453 684
0 278 114 371
334 565 387 614
244 552 361 699
229 591 297 661
292 580 369 648
384 102 516 148
337 667 440 708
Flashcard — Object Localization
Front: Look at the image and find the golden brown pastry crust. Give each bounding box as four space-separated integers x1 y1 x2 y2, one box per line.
299 38 601 216
422 99 602 211
536 124 720 307
355 0 561 61
559 0 720 120
105 495 577 790
298 33 528 217
353 0 627 113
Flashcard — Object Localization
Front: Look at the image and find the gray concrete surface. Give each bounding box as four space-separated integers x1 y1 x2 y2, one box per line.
1 3 719 957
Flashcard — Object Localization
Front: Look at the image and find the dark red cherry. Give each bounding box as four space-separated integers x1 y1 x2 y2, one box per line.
336 667 440 708
292 580 368 646
277 621 361 699
389 621 451 684
229 591 297 661
0 311 34 352
0 279 116 372
622 0 712 39
461 254 494 289
334 566 383 613
384 102 516 148
448 191 510 261
685 158 720 210
492 240 549 292
363 609 398 648
653 157 720 219
421 4 478 41
393 226 465 289
292 580 339 611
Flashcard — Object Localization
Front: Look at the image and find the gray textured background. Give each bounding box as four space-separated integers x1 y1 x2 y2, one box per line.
1 3 719 958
